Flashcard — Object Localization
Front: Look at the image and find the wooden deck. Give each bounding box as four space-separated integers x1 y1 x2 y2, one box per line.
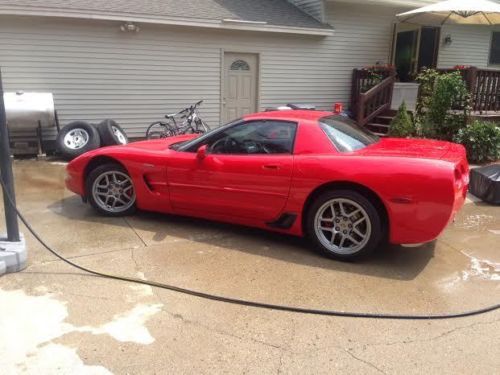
351 66 499 133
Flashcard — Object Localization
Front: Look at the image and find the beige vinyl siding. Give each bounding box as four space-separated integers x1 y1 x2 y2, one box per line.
438 25 500 69
0 2 398 138
324 2 400 101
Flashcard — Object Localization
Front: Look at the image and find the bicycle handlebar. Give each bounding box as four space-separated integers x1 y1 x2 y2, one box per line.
164 100 203 119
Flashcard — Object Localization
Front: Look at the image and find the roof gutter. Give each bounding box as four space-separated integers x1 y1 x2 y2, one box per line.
0 8 335 36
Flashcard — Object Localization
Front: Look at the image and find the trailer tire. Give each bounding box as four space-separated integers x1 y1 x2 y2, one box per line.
57 121 101 160
97 119 128 146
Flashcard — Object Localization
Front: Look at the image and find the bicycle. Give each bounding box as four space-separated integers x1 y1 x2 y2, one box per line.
146 100 210 139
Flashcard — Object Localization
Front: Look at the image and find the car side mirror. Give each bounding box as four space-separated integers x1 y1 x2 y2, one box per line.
197 144 208 160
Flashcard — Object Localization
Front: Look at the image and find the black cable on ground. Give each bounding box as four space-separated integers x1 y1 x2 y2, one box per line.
1 177 499 320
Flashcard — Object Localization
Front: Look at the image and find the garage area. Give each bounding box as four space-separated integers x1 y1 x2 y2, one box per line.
1 159 499 373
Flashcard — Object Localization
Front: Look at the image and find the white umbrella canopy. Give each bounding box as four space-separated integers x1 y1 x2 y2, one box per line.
397 0 500 25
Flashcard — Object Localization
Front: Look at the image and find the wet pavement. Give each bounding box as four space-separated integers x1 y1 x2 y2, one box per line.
1 159 499 374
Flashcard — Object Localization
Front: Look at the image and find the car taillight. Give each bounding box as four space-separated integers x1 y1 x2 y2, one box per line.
454 168 463 189
460 164 470 185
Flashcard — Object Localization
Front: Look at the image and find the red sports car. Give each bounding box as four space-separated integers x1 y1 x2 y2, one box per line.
66 110 469 260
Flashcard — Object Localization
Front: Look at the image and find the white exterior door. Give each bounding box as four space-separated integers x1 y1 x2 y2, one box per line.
223 53 258 122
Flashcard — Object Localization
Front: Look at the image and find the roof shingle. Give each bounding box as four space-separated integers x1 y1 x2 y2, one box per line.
0 0 330 29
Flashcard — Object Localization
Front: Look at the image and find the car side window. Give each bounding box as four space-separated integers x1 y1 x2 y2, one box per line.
206 120 297 155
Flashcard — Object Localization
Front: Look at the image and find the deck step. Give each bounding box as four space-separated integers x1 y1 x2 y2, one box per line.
367 123 390 129
372 115 395 125
375 115 395 121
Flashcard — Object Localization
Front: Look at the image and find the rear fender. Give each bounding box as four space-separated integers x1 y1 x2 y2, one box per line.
285 155 457 243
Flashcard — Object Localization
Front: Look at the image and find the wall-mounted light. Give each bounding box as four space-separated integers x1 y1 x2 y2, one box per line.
444 35 453 46
120 22 140 33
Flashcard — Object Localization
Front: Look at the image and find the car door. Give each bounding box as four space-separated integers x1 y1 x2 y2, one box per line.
167 120 297 221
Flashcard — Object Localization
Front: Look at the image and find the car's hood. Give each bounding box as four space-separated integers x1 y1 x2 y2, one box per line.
121 134 198 151
357 138 456 160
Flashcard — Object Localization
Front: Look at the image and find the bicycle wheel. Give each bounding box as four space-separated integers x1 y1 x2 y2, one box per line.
195 120 210 134
146 122 175 139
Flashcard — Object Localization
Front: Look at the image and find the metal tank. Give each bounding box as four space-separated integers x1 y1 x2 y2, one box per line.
3 91 56 130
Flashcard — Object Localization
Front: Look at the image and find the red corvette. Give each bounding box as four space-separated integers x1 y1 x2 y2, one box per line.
66 110 469 260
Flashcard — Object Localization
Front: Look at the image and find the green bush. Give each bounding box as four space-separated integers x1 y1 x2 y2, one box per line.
454 121 500 164
415 69 469 141
389 102 415 137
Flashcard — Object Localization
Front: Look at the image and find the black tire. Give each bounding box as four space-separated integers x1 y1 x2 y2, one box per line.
57 121 101 160
306 190 383 261
97 119 128 146
86 163 136 217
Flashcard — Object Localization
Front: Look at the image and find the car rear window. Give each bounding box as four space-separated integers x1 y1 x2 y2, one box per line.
319 115 379 152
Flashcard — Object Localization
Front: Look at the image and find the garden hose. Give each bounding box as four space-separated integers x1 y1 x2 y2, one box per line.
1 176 499 320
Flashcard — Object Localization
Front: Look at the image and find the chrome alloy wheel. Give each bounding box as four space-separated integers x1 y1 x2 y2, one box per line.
314 198 372 255
63 128 90 150
92 171 135 213
112 125 127 144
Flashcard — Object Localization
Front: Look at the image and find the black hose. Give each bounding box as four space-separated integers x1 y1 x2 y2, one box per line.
1 176 499 320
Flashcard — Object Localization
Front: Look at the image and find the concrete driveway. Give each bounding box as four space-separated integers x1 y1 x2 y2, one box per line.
1 159 499 374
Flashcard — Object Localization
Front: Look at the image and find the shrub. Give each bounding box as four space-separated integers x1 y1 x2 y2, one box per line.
454 121 500 164
389 102 415 137
415 69 469 140
415 68 440 119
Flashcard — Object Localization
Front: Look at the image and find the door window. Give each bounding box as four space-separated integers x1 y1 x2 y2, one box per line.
490 32 500 65
206 120 297 155
230 60 251 71
392 24 440 82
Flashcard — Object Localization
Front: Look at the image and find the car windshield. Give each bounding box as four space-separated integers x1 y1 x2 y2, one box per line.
175 118 242 152
319 115 379 152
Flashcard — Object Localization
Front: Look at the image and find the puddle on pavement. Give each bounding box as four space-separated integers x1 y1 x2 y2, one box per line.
0 285 162 374
437 252 500 292
460 252 500 282
454 214 496 230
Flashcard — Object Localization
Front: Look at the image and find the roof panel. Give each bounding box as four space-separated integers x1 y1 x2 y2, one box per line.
0 0 331 29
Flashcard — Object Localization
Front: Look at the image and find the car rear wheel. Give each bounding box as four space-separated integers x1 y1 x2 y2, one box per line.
306 190 383 261
86 163 136 216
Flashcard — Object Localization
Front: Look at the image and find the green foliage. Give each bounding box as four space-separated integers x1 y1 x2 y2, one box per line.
454 121 500 164
361 70 383 92
389 102 415 137
415 69 470 141
415 68 440 121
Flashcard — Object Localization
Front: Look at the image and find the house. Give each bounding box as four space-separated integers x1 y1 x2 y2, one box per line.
0 0 498 140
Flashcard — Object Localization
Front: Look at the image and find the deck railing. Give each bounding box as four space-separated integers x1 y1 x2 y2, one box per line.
351 67 396 126
437 67 500 113
350 67 395 117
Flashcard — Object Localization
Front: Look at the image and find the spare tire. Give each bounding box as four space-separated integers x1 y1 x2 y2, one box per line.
97 119 128 146
57 121 101 160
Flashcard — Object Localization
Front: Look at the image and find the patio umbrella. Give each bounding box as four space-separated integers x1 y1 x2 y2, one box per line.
396 0 500 25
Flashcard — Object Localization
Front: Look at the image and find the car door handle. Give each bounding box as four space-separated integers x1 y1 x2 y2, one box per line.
263 164 280 170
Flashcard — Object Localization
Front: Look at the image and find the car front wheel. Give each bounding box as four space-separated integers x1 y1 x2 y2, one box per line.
86 163 136 216
307 190 383 261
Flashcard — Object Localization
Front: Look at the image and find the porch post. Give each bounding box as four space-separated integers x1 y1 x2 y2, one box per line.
465 67 478 112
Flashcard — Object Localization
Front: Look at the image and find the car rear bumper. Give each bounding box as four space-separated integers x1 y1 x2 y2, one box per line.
388 165 468 245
